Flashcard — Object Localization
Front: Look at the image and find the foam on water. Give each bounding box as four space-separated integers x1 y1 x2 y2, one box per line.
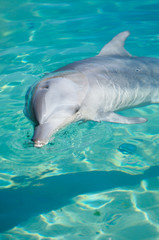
1 0 159 239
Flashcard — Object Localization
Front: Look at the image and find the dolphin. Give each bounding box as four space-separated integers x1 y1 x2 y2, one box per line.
24 31 159 147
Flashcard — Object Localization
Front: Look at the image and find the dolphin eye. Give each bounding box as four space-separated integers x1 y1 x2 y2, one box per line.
74 106 80 113
40 84 49 90
44 85 49 89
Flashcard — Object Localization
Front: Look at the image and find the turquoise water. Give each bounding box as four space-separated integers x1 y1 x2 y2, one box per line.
1 0 159 239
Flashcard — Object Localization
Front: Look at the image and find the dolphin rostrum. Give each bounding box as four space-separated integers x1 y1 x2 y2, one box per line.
24 31 159 147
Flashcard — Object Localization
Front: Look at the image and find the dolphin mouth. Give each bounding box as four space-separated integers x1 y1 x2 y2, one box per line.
33 140 48 148
32 124 51 148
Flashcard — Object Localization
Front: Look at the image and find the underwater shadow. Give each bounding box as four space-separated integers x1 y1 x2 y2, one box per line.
0 165 159 233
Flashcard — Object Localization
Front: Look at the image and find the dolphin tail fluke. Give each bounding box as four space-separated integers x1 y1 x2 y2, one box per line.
95 112 147 124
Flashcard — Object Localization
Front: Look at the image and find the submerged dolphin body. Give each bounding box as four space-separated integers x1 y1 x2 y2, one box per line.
24 31 159 147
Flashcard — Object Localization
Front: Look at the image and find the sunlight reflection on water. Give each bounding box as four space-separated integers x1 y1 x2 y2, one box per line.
1 0 159 239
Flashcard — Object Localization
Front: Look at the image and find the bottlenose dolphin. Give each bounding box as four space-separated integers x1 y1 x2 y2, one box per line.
24 31 159 147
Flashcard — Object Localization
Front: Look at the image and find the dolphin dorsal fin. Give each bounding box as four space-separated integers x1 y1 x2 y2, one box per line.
98 31 131 57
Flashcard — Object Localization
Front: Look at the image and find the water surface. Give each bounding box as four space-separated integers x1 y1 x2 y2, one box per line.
1 0 159 239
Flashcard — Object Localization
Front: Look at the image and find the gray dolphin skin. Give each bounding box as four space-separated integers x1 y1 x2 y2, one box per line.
24 31 159 147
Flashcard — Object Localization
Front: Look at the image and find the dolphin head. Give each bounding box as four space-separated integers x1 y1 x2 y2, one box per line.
24 72 88 147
